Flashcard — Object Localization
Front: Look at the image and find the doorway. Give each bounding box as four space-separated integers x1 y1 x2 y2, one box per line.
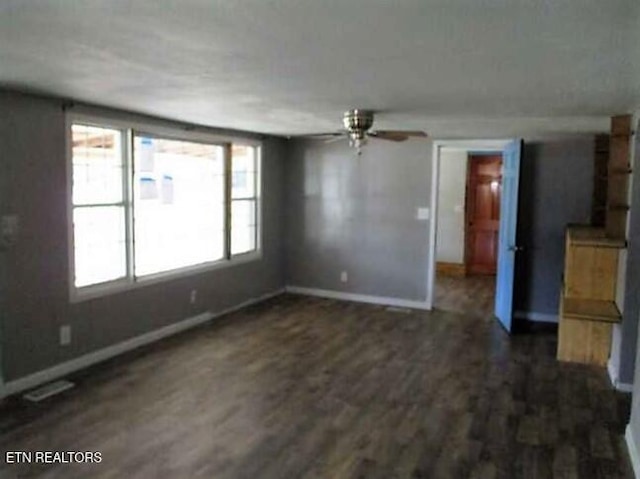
427 139 521 329
432 148 501 317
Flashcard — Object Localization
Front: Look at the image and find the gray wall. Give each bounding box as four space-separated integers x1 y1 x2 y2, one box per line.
285 136 595 317
615 117 640 385
626 314 640 471
0 91 286 381
514 138 594 317
436 149 467 264
0 90 600 384
285 139 432 301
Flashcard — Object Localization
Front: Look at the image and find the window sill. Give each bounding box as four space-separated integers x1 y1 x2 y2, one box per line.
70 251 262 304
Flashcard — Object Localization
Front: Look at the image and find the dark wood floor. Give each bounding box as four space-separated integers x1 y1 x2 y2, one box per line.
435 273 496 318
0 294 633 478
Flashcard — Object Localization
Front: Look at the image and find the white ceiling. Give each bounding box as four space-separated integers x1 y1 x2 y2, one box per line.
1 0 638 138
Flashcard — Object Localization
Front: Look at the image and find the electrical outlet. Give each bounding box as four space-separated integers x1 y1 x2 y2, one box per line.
190 289 197 304
0 215 19 247
59 325 71 346
340 271 348 283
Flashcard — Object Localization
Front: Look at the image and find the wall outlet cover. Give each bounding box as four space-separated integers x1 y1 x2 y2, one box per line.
59 325 71 346
1 215 19 246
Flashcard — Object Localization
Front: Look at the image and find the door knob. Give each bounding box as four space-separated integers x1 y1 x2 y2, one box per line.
508 245 524 252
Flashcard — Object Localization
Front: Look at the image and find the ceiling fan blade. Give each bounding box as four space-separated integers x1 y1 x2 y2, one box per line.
300 132 345 141
324 135 346 144
369 130 428 142
394 130 427 137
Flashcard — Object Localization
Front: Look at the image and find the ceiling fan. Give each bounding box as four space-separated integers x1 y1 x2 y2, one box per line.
304 109 427 154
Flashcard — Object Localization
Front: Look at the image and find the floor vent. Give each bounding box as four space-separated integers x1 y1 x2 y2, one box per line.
385 306 413 314
23 380 74 402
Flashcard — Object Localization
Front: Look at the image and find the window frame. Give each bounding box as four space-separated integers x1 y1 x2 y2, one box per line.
66 113 262 303
230 144 261 257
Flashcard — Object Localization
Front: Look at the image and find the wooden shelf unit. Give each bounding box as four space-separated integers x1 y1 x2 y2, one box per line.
605 115 632 239
557 226 622 366
562 297 620 323
592 134 609 227
559 115 632 366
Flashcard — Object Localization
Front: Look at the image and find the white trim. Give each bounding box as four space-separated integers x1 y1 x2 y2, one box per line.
427 139 512 310
513 310 558 323
70 251 263 303
608 358 635 393
286 286 431 310
426 142 439 309
0 288 285 398
627 425 640 479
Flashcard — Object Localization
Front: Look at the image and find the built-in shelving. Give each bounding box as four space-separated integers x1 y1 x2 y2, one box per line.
605 115 632 240
561 296 621 323
557 226 623 366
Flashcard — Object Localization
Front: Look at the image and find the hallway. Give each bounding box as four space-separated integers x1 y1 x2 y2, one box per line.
435 274 496 318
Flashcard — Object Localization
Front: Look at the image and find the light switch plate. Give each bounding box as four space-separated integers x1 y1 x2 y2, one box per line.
416 207 430 221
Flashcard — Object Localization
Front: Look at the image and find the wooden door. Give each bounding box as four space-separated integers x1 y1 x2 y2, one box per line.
466 154 502 275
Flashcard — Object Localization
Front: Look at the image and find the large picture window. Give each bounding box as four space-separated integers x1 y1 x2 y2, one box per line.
133 136 225 277
69 117 261 299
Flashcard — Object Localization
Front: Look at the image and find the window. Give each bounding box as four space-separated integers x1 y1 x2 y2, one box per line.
133 136 225 276
69 117 261 299
231 145 259 255
71 124 127 288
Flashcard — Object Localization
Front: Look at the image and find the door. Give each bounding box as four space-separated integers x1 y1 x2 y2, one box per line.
466 155 502 275
494 140 522 332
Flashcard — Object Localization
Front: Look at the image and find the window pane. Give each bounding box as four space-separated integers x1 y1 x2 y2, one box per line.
73 206 127 287
231 199 256 255
72 124 123 205
232 145 256 199
133 136 225 276
231 226 256 255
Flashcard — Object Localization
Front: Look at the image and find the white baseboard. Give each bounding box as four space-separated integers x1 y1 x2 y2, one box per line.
514 310 558 323
1 288 285 398
285 286 431 311
627 425 640 479
608 358 634 393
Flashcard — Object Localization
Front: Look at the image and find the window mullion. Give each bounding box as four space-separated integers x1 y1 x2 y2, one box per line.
71 202 126 208
224 143 232 260
123 128 135 282
253 147 259 250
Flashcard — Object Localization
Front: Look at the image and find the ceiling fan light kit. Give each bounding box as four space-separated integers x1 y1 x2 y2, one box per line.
306 109 427 155
343 109 374 153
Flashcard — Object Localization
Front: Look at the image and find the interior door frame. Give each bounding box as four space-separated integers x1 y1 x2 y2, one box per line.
426 139 512 310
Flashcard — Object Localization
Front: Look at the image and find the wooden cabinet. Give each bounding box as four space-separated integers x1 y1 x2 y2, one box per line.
557 226 623 366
